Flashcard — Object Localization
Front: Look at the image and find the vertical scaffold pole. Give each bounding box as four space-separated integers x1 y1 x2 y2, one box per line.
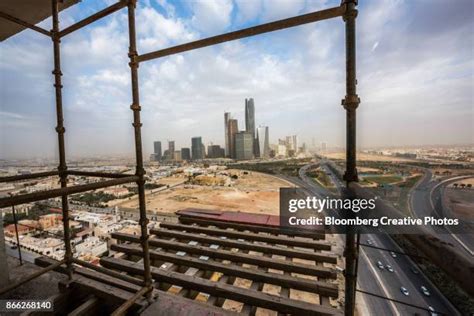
126 0 153 295
342 0 360 315
51 0 73 279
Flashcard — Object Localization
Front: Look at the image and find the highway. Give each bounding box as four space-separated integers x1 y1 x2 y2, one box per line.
284 162 460 315
409 170 474 257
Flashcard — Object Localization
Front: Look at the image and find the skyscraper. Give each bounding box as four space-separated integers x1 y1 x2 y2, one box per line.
235 131 254 160
245 98 258 157
181 148 191 161
257 126 270 158
164 141 175 161
245 98 255 137
191 137 204 160
227 119 238 159
153 141 162 161
168 141 175 154
224 112 231 157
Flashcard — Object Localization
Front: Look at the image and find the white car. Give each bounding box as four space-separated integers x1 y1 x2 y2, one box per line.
428 306 438 316
367 239 373 245
386 264 394 272
400 287 409 296
376 261 384 270
390 251 397 258
421 286 430 296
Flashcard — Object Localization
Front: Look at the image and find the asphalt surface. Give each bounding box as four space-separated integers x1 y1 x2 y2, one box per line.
409 170 474 257
283 162 460 315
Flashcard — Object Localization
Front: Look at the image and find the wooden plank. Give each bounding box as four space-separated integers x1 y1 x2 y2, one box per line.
68 296 99 316
156 223 331 251
101 257 342 316
178 216 326 239
151 228 337 263
67 276 147 313
141 290 240 316
111 243 338 297
112 233 336 279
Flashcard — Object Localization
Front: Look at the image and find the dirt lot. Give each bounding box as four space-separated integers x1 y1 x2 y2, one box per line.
118 170 291 215
445 188 474 221
322 152 416 162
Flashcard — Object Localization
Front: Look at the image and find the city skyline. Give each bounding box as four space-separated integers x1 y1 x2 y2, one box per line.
1 0 473 159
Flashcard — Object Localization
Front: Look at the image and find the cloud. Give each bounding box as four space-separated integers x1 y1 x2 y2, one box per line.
189 0 233 34
0 0 472 159
371 41 379 52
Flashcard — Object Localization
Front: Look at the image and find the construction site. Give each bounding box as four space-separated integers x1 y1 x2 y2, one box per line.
0 0 473 315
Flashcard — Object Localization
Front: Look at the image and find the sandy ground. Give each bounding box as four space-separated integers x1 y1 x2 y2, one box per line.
118 170 290 215
446 188 474 220
322 152 416 162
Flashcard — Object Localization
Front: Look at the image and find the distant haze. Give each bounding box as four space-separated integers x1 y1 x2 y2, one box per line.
1 0 472 159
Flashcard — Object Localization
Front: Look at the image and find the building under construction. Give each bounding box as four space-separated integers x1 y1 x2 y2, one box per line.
1 0 473 315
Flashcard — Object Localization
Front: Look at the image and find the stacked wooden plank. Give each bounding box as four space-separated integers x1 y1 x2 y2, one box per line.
104 213 342 315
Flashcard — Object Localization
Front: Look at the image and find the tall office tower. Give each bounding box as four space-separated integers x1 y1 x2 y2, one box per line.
153 141 162 161
292 135 298 152
227 119 238 159
224 112 231 157
191 137 204 160
174 150 182 162
257 126 270 158
245 98 255 136
168 141 175 155
321 142 327 151
181 148 191 161
165 141 175 161
235 131 254 160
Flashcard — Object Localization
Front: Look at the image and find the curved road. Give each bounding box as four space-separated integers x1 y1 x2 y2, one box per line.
409 170 474 257
289 162 460 315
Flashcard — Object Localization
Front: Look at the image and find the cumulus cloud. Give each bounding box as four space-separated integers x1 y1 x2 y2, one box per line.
0 0 472 159
189 0 233 34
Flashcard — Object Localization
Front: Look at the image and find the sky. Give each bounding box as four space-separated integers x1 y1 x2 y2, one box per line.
0 0 473 159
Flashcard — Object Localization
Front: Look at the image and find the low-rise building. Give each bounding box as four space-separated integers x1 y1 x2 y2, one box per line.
75 236 108 257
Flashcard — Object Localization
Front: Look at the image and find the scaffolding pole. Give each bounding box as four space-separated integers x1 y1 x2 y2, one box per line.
126 0 153 299
51 0 73 279
342 0 360 315
10 202 23 265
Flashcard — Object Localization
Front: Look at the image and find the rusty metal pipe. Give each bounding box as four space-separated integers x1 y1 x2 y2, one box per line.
10 202 23 265
126 0 153 296
110 285 152 316
341 1 360 315
59 1 127 38
0 171 59 183
51 0 73 280
67 170 132 178
0 259 65 296
137 6 345 63
0 176 139 208
72 258 145 286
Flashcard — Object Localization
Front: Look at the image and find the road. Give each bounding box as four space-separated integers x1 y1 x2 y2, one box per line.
286 162 460 315
409 170 474 257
